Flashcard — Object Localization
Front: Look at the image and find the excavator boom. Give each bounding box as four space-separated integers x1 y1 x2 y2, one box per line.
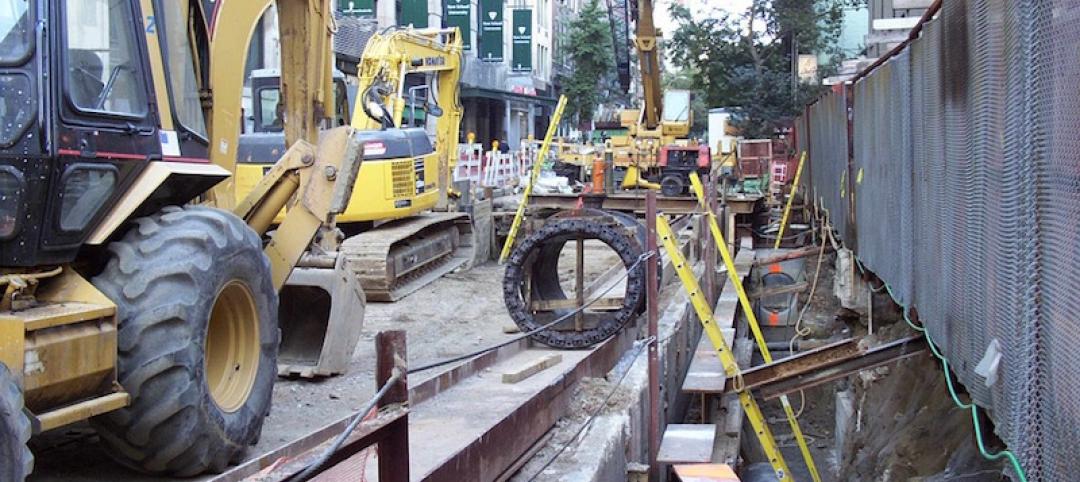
635 0 663 130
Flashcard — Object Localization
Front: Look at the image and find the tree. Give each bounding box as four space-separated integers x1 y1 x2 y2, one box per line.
667 0 860 138
560 0 614 132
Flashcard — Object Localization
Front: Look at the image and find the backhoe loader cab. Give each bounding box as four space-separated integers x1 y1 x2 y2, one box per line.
0 1 370 479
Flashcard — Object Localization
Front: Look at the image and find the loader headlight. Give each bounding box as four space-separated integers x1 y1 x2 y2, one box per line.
58 164 117 232
0 166 24 240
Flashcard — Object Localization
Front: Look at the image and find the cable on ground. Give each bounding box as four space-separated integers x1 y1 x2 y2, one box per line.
847 248 1028 482
290 369 404 482
524 336 654 482
786 218 831 419
409 250 656 374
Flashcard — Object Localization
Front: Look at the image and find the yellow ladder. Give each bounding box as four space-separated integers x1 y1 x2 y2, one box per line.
657 216 793 482
688 171 822 482
775 151 807 250
498 95 569 263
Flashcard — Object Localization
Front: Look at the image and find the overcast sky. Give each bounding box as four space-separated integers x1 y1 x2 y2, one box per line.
654 0 754 34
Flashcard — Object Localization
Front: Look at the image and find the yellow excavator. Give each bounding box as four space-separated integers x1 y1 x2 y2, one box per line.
0 0 390 478
234 27 470 301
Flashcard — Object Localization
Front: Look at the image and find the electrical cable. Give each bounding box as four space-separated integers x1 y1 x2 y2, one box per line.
524 336 654 482
847 249 1028 482
290 369 404 482
787 221 829 419
408 250 656 375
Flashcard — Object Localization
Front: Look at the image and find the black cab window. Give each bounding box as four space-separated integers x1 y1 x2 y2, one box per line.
64 0 147 116
161 0 207 139
258 87 283 132
0 0 33 65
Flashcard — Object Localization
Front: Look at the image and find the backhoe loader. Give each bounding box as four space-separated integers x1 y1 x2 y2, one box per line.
0 0 395 478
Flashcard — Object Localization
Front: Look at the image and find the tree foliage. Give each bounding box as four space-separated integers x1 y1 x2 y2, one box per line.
560 0 615 129
668 0 860 138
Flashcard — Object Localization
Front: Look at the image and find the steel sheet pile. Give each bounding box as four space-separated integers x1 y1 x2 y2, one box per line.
797 1 1080 478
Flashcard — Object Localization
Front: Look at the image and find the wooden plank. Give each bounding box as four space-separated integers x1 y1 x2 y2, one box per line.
673 464 740 482
657 424 717 464
501 354 563 384
529 297 624 311
747 281 808 300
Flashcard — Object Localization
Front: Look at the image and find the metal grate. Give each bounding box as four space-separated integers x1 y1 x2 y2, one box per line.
390 159 414 198
798 1 1080 478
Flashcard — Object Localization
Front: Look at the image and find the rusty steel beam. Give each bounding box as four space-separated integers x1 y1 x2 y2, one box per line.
751 245 833 267
212 331 411 482
209 407 406 482
646 191 661 480
754 336 928 400
717 335 928 397
528 192 760 215
373 331 409 482
420 327 638 481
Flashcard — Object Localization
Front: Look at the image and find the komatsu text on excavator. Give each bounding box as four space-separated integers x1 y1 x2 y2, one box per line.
0 1 411 479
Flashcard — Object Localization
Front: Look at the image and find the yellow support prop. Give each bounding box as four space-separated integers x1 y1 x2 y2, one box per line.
499 96 569 263
657 216 793 482
689 172 822 482
775 151 807 250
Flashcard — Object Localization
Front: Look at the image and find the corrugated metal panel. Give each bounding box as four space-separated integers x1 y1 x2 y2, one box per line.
807 90 849 240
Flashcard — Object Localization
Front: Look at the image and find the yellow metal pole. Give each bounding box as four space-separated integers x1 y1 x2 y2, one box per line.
499 96 568 263
689 171 822 482
774 151 807 250
656 216 793 482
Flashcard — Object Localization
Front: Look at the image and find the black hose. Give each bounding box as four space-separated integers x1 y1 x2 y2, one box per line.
289 369 404 482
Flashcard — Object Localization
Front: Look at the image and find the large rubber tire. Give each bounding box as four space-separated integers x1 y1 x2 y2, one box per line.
503 218 646 348
660 173 686 197
0 363 32 482
91 206 279 476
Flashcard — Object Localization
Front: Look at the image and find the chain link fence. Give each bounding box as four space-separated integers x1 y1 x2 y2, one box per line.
798 1 1080 479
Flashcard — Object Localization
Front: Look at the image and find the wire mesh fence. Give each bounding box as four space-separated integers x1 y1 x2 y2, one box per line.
798 1 1080 479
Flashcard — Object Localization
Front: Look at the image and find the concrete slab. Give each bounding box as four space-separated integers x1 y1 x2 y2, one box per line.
658 424 718 464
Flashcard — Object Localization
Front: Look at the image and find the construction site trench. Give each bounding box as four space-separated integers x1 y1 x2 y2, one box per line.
20 204 1012 482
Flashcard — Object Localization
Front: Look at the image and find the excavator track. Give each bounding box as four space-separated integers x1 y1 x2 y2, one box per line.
341 212 474 302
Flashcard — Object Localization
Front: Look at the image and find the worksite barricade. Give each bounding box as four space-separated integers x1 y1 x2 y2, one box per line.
794 1 1079 479
453 144 537 189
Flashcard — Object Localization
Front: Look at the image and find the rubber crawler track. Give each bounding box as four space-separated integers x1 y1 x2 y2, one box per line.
503 215 646 348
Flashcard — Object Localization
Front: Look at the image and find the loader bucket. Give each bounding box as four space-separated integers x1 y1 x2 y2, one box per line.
277 266 365 377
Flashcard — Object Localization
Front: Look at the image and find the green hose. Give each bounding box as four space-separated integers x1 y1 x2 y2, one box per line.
852 257 1029 482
